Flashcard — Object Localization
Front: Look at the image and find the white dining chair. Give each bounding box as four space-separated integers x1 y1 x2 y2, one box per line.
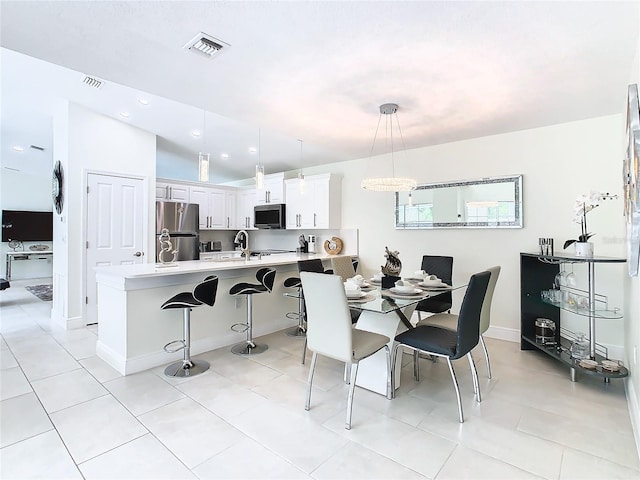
299 271 391 429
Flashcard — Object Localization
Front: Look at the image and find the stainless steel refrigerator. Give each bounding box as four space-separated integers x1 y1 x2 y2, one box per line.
156 201 199 262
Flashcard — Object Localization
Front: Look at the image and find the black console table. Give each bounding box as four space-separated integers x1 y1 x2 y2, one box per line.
520 252 628 382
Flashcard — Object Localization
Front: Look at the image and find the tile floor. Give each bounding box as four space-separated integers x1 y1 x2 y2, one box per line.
1 278 639 479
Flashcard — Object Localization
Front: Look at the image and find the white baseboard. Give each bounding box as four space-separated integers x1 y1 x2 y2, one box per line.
485 325 520 343
108 317 295 375
96 341 126 375
625 377 640 461
50 312 84 331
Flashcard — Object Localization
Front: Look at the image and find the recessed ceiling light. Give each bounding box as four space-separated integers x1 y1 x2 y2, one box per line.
248 147 257 154
191 130 201 137
221 153 229 160
138 98 149 106
12 146 24 152
120 111 130 118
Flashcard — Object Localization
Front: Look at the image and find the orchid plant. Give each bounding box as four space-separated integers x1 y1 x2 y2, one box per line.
563 191 604 249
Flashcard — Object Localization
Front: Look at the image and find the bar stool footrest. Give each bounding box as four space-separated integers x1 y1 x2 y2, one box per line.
163 340 186 353
231 323 249 333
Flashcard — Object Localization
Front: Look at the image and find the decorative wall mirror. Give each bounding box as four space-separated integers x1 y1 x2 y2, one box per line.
395 175 523 229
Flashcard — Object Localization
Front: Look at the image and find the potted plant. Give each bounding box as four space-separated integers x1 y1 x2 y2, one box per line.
563 192 612 257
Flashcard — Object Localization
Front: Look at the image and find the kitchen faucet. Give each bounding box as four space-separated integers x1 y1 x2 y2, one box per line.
234 230 249 257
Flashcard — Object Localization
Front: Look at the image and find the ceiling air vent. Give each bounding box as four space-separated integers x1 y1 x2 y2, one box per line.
82 75 104 89
184 32 229 59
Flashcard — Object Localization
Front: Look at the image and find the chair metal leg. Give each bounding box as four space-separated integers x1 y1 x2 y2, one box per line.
384 345 392 400
164 308 210 378
446 357 464 423
346 361 359 430
301 337 307 364
479 334 491 379
467 352 482 403
413 350 420 381
390 343 401 399
232 294 268 355
305 352 318 411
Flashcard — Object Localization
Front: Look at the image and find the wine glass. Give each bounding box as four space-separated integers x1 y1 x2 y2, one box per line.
554 265 567 289
565 263 577 287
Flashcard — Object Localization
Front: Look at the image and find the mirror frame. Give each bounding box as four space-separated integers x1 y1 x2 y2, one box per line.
395 174 523 229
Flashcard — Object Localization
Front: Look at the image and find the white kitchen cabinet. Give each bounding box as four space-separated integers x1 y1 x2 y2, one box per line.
285 173 341 229
189 185 237 230
255 172 285 204
156 181 189 201
237 188 257 229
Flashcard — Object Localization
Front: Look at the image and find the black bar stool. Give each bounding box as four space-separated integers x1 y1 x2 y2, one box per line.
161 275 218 377
283 276 306 337
229 267 276 355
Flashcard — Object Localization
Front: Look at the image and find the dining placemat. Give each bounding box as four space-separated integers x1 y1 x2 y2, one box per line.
381 289 427 299
347 293 376 303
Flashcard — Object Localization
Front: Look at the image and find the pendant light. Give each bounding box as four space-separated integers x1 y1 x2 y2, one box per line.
255 129 265 190
361 103 417 192
198 109 210 182
298 139 305 194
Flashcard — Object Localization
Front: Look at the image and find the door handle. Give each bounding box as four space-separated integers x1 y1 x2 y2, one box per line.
133 251 144 257
314 213 317 227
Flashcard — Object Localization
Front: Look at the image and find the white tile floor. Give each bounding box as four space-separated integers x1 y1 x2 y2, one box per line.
1 278 639 479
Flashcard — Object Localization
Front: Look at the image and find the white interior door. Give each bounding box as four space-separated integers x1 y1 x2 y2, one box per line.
85 173 145 324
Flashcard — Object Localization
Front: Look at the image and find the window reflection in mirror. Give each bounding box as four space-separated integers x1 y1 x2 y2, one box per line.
395 175 523 229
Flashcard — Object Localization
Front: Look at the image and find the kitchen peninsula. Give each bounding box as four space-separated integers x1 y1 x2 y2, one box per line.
94 251 355 375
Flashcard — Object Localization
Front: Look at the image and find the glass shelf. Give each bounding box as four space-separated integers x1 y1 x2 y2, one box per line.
540 298 623 319
521 335 628 380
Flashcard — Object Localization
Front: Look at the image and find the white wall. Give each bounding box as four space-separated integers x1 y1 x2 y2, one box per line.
298 115 626 348
52 103 156 329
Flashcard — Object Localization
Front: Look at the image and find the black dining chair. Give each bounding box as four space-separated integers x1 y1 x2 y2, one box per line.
415 255 453 321
392 270 490 423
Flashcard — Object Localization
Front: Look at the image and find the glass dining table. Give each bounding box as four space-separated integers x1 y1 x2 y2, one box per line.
347 280 465 396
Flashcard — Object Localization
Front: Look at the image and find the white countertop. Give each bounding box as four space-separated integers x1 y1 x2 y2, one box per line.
95 252 354 290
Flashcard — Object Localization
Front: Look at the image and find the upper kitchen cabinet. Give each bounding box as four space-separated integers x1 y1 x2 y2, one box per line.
285 173 341 229
237 187 257 229
189 185 237 230
156 180 189 201
255 172 285 204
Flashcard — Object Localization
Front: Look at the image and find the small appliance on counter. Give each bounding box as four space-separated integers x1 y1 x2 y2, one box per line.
307 235 316 253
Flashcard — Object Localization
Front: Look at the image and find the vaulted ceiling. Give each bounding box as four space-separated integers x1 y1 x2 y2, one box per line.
1 1 638 182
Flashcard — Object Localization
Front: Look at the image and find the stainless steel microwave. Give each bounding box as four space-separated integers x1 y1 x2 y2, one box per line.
254 203 286 229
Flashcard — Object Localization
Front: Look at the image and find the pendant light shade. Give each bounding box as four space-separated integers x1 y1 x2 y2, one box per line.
255 164 265 190
361 103 417 192
199 152 210 182
198 110 210 182
255 129 264 189
298 139 305 194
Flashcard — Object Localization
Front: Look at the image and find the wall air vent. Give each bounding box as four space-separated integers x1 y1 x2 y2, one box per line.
82 75 104 89
184 32 229 59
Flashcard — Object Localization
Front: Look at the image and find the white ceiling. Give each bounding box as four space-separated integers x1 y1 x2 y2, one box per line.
1 1 638 183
